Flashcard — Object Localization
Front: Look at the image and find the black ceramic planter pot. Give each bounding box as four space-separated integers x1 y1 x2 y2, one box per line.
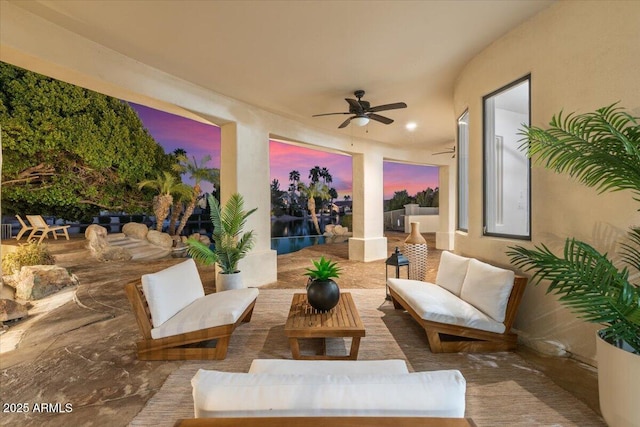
306 279 340 311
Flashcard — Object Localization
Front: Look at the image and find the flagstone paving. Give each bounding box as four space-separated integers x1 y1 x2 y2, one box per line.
0 232 597 426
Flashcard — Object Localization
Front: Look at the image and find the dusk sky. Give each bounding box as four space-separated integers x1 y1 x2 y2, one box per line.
129 103 439 200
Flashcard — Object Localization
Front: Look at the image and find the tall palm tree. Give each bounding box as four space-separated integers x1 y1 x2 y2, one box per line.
288 170 301 215
173 154 220 236
288 170 300 184
320 167 333 185
138 171 192 231
308 166 322 184
298 181 330 235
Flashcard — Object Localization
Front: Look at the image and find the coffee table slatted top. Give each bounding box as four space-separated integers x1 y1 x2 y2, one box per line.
285 293 365 338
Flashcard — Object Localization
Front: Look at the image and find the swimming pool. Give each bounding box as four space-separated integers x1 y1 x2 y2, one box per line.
271 235 326 255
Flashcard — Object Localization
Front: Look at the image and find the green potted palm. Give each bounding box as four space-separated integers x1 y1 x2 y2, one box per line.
304 256 341 311
507 104 639 426
186 193 256 292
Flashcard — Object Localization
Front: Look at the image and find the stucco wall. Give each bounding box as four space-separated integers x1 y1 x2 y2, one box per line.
453 1 640 364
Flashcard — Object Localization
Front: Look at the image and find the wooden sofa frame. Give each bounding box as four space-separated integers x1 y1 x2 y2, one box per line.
389 276 528 353
124 280 256 360
175 417 477 426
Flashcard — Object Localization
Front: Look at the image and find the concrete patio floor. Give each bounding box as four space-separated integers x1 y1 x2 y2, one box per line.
0 231 599 426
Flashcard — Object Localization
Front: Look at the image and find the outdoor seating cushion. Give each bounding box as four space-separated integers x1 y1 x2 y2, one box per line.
192 369 466 418
142 259 205 327
150 287 259 339
248 359 409 375
435 251 471 296
387 278 506 334
459 259 514 323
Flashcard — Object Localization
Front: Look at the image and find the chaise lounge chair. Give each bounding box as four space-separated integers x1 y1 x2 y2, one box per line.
15 215 35 240
125 259 258 360
25 214 70 243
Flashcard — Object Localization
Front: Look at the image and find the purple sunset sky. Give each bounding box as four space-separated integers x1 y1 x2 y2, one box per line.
128 103 439 200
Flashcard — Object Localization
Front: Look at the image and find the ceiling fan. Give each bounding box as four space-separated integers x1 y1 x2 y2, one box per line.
433 146 456 158
312 90 407 129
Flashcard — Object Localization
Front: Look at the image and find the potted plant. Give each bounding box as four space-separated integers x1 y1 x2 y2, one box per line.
304 256 342 311
507 104 639 427
186 193 256 292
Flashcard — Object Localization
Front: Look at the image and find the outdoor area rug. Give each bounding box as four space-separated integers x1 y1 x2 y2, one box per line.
130 288 605 426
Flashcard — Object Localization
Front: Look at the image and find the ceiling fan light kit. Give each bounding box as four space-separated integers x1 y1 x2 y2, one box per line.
351 116 370 126
313 90 407 129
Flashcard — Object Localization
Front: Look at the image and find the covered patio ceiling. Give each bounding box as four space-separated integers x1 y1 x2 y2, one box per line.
9 0 555 148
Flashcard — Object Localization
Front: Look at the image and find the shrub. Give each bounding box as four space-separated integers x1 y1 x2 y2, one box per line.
340 214 353 231
2 241 56 275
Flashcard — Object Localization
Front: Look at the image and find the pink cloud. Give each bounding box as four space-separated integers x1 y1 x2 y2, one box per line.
129 103 438 202
383 161 439 199
270 141 353 199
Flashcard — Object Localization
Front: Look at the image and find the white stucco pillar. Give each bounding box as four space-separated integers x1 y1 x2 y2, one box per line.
436 165 455 250
348 152 387 261
220 122 277 286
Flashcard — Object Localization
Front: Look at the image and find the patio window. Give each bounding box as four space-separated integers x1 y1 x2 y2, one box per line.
482 76 531 239
457 110 469 232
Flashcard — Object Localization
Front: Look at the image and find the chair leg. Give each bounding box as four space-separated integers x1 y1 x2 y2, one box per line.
242 306 255 322
391 296 403 310
425 329 444 353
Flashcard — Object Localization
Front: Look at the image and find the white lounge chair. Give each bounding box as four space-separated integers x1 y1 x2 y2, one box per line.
26 215 70 243
15 215 35 240
125 259 258 360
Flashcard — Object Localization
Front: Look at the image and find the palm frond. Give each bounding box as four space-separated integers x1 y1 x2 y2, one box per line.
620 228 640 272
185 238 217 266
507 239 640 353
520 103 640 197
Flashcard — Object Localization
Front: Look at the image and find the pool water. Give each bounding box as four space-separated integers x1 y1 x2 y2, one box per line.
271 235 326 255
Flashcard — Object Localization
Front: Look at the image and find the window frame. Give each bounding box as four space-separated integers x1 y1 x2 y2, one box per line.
482 74 532 240
456 109 469 232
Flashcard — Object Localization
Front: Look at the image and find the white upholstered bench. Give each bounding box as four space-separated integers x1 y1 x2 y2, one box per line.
188 359 468 425
388 251 527 353
125 259 258 360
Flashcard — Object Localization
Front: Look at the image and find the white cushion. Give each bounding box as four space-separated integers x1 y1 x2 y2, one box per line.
151 287 258 339
435 251 471 296
460 259 514 323
142 259 205 327
388 278 506 333
248 359 409 375
192 369 466 418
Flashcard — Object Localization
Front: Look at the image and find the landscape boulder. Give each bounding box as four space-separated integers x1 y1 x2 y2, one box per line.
86 224 133 261
147 230 174 248
0 299 28 322
333 225 348 235
122 222 149 240
188 232 211 246
14 265 79 300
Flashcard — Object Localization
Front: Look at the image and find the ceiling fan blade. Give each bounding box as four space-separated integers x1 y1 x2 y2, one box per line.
367 102 407 113
338 117 352 129
345 98 364 113
368 113 394 125
312 112 350 117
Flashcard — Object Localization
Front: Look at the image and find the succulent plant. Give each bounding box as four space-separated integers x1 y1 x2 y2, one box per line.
304 256 341 281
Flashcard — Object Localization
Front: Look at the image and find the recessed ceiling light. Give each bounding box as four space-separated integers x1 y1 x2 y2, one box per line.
406 122 417 131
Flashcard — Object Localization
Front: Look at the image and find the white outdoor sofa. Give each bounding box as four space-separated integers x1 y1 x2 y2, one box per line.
180 359 473 426
388 251 527 353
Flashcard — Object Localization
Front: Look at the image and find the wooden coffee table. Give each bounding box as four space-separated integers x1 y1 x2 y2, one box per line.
284 292 365 360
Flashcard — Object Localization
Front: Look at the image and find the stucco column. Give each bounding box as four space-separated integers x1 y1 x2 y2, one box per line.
436 165 454 250
348 152 387 261
220 122 277 286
